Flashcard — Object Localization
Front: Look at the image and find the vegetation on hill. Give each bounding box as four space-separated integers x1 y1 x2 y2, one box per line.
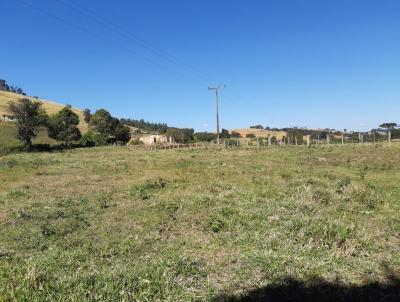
0 90 88 133
1 79 398 149
0 79 26 96
246 124 400 144
84 109 131 145
120 118 168 133
0 144 399 300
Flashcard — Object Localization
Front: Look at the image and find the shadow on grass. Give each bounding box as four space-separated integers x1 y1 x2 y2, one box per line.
213 273 400 302
0 142 95 155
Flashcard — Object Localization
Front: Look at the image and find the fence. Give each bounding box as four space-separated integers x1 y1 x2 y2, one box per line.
128 137 397 152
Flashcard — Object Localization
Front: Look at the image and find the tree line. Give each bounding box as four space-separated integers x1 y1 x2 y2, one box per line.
6 97 399 150
120 118 168 133
7 99 131 150
249 124 400 142
0 79 26 96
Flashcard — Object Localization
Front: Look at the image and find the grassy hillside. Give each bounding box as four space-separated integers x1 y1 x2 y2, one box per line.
230 128 287 140
0 121 55 148
0 144 399 301
0 91 88 133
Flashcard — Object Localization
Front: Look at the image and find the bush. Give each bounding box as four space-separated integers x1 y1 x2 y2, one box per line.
129 139 143 146
78 131 108 146
209 218 224 233
336 177 351 194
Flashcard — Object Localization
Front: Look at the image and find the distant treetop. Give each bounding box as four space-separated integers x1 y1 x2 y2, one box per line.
0 79 26 96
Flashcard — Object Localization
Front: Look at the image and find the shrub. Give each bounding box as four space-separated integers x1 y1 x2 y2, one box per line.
336 177 351 193
209 218 224 233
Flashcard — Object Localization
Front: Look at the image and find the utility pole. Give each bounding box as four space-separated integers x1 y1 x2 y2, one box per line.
208 85 225 144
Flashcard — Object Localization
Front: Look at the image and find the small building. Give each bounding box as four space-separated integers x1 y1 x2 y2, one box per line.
130 134 175 145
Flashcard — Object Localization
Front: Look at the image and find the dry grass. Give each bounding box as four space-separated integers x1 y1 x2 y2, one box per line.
0 91 88 132
0 144 399 301
230 128 287 140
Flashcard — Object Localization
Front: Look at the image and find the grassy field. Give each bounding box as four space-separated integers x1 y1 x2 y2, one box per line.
0 144 399 301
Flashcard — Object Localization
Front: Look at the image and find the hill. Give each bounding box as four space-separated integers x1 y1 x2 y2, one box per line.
230 128 287 140
0 90 88 132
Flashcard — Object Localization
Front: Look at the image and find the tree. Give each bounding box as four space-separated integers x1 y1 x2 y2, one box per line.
7 98 47 150
47 105 81 146
165 128 185 143
89 109 115 134
246 133 256 139
250 125 264 129
87 109 132 145
165 127 194 143
0 79 10 91
379 123 398 130
286 128 304 145
120 118 168 133
380 122 398 143
83 108 91 123
194 132 216 142
114 123 131 143
230 131 242 138
221 129 230 139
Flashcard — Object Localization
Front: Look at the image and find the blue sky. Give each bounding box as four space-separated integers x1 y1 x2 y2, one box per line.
2 0 400 131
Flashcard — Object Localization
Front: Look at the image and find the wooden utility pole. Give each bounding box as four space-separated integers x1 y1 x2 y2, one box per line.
208 85 225 145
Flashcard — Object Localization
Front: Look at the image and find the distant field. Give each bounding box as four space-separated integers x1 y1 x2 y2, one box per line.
0 91 88 132
0 145 399 301
230 128 287 140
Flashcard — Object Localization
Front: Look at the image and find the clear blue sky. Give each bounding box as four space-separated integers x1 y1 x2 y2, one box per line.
2 0 400 131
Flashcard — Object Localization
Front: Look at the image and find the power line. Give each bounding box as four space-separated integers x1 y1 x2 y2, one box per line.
53 0 214 84
15 0 164 69
16 0 212 85
16 0 242 130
